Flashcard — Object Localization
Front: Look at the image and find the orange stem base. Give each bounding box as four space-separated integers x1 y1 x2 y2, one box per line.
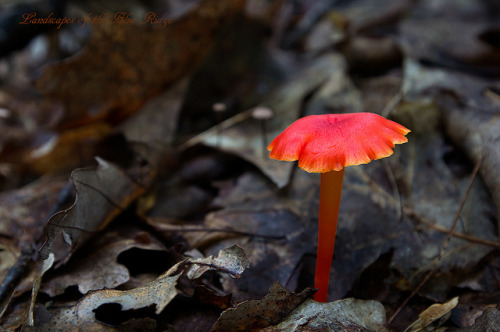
313 169 345 302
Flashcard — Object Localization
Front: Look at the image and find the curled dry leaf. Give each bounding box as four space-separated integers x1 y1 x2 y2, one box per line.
36 273 181 329
39 157 153 264
28 253 54 326
405 297 459 332
185 245 250 280
211 282 314 332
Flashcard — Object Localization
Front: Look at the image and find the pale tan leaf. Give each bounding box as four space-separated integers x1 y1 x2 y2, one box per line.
405 297 459 332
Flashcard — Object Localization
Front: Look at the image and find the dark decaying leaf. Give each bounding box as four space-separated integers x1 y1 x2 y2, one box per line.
211 282 314 332
387 130 497 299
39 157 153 264
174 171 316 301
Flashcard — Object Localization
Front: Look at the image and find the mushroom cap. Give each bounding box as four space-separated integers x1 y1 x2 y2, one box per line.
267 112 410 173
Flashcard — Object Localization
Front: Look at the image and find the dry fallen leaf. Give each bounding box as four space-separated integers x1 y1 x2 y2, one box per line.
0 177 66 249
42 226 170 297
36 272 181 329
185 245 249 280
35 0 245 128
28 253 54 326
262 298 387 332
39 157 153 264
405 297 459 332
211 282 314 332
31 244 250 329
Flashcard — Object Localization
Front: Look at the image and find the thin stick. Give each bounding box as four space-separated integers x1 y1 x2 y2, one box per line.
149 221 287 240
387 159 482 325
405 208 500 248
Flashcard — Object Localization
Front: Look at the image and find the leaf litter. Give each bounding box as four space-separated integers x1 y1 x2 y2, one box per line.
0 0 500 330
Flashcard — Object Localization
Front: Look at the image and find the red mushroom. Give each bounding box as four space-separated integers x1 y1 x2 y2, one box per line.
268 112 410 302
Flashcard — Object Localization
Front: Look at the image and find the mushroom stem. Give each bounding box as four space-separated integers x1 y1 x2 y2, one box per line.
314 168 344 302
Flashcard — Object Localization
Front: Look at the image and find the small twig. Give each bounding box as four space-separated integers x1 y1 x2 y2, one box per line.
152 222 287 240
178 108 255 151
0 245 33 318
383 159 403 220
0 179 75 318
406 208 500 248
388 158 482 325
381 91 403 118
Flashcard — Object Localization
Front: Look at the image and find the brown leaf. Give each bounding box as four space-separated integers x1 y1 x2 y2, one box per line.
35 0 245 128
0 177 66 248
24 123 113 175
211 282 314 332
39 157 153 264
405 297 459 332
